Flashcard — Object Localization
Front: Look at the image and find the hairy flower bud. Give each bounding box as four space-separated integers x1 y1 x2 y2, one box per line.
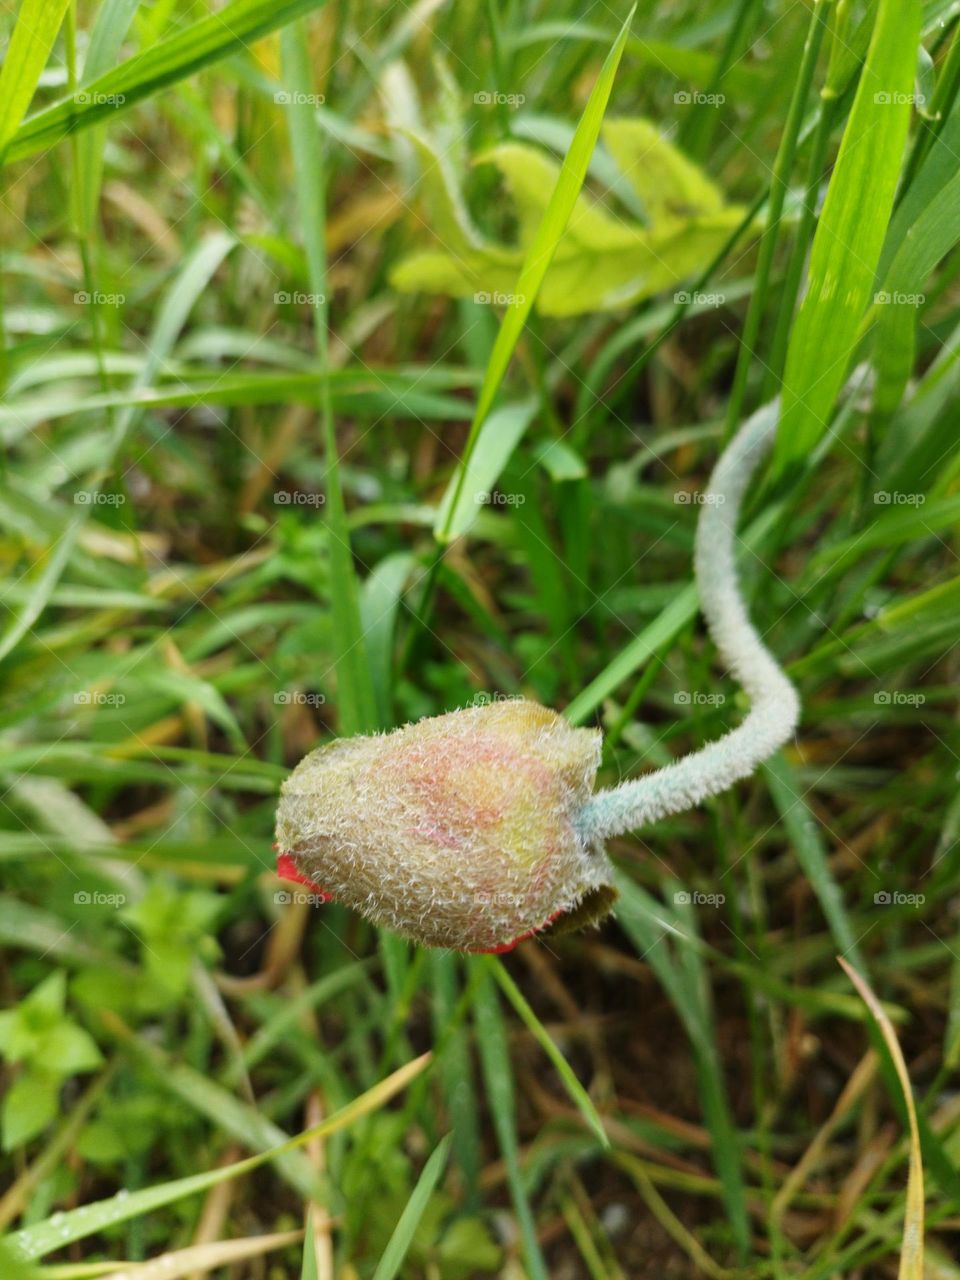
275 699 617 951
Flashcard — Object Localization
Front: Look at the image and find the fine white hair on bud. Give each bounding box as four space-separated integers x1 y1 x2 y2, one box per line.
276 699 616 951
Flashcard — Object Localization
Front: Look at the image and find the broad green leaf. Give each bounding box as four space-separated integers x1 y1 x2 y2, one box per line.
2 0 331 165
478 141 640 246
773 0 921 475
40 1024 102 1075
0 0 71 160
390 125 746 318
602 117 725 221
434 399 537 540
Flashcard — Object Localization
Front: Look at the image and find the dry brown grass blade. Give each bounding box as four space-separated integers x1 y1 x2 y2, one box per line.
100 1227 306 1279
772 1048 879 1224
839 958 925 1280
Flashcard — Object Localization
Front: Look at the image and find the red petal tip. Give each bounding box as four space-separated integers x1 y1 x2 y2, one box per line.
275 851 333 902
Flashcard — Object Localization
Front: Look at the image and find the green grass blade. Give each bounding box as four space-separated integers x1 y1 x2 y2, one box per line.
74 0 142 234
0 0 71 159
100 1014 320 1197
281 20 377 735
564 586 697 725
436 4 635 546
6 1054 430 1261
300 1210 319 1280
360 551 415 728
370 1134 452 1280
488 956 609 1148
472 961 548 1280
3 0 330 165
763 753 864 967
433 398 537 540
772 0 921 477
0 233 235 663
614 876 751 1259
429 953 481 1203
874 167 960 415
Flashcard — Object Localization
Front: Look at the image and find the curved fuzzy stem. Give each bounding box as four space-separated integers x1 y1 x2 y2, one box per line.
579 400 800 841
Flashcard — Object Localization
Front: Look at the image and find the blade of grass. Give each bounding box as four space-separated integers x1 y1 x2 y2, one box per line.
772 0 921 478
487 956 609 1149
0 0 71 390
370 1134 452 1280
722 0 829 439
763 753 864 968
281 20 377 736
74 0 142 236
433 398 537 540
0 0 71 159
7 1053 430 1261
838 959 924 1279
429 953 481 1205
2 0 331 165
614 875 751 1260
0 233 235 665
97 1230 305 1280
471 960 548 1280
436 4 635 546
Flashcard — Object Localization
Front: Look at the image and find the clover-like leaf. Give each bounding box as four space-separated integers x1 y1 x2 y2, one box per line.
389 118 749 316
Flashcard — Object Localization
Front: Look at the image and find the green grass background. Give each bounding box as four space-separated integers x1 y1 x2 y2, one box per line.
1 0 959 1276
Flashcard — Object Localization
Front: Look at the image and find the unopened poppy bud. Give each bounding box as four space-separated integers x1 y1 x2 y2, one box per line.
276 400 801 954
275 699 617 951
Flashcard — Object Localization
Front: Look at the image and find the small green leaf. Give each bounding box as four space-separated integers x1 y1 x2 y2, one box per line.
2 1071 59 1151
41 1024 103 1075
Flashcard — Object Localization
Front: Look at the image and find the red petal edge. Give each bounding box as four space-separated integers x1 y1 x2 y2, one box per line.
275 849 333 902
467 909 565 955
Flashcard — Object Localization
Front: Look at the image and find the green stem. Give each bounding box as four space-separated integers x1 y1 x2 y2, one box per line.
723 0 831 441
681 0 765 158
